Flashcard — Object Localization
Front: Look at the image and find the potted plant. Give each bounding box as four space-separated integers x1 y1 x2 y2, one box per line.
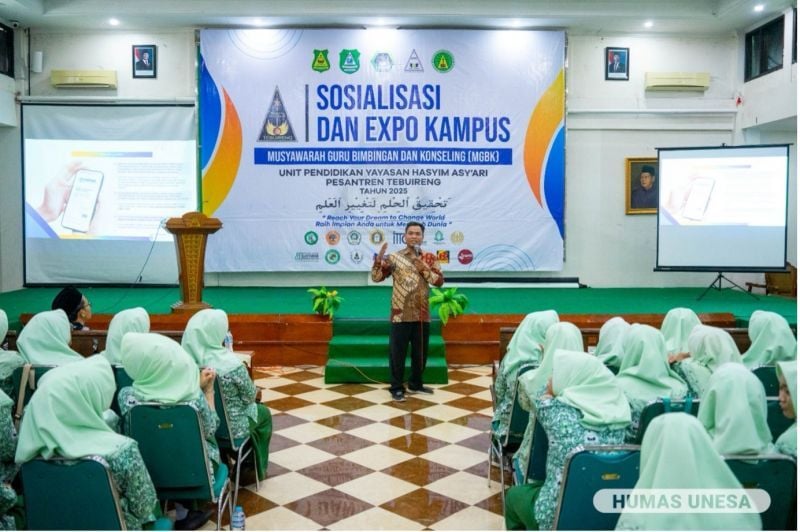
308 286 343 319
429 287 468 325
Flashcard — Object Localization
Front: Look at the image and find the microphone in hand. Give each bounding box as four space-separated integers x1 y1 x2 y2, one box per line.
414 244 421 257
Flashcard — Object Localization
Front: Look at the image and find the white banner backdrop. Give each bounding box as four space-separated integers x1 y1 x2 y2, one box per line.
200 29 565 272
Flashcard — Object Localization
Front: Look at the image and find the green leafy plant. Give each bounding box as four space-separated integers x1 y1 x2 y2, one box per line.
429 287 469 325
308 286 343 319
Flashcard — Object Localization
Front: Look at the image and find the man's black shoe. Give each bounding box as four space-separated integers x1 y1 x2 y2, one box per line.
174 509 213 530
407 385 434 395
391 389 406 402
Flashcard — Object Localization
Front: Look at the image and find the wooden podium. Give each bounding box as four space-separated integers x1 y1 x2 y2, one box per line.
165 212 222 314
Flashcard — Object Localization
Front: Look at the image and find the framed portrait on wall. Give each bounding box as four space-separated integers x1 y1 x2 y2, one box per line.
132 44 156 78
626 157 658 214
605 47 629 80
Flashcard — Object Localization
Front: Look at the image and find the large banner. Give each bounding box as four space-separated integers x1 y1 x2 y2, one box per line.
200 29 565 272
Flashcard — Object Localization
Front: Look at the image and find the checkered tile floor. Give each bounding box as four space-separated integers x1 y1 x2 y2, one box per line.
207 365 504 530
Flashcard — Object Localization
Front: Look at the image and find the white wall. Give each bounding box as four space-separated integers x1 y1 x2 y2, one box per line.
0 26 795 291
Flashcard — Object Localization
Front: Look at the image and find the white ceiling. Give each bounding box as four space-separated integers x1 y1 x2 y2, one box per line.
0 0 794 34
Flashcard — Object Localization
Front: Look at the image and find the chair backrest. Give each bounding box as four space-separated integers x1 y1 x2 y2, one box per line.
766 397 794 442
725 454 797 531
635 397 699 444
11 364 57 427
126 403 215 501
751 366 779 396
526 418 548 483
111 365 134 416
21 457 126 530
504 363 537 444
553 445 641 530
213 377 236 447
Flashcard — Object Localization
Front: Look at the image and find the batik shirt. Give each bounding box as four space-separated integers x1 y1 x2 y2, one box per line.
371 248 444 323
532 396 627 530
0 402 16 531
118 387 220 480
671 360 708 398
218 365 258 440
101 443 159 530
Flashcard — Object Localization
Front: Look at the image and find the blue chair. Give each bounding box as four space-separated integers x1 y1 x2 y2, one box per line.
752 365 779 396
725 453 797 530
126 403 232 530
21 457 126 530
635 397 699 444
213 378 259 508
552 445 641 530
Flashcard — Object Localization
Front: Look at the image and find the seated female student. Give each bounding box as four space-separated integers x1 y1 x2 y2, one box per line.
50 286 91 331
99 307 150 365
698 362 774 455
14 356 160 530
0 310 24 397
660 307 701 360
492 310 558 439
616 413 762 531
672 325 742 397
594 316 630 373
182 309 272 481
776 361 796 457
0 389 18 530
505 350 630 530
742 310 797 368
16 309 83 365
616 324 688 442
512 322 584 484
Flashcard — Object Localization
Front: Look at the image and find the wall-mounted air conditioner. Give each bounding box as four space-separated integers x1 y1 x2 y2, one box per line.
51 70 117 88
645 72 710 91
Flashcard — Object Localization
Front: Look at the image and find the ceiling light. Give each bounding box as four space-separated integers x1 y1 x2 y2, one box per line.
643 20 654 28
108 18 120 26
754 4 765 12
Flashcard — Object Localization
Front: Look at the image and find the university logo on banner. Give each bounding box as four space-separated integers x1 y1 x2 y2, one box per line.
258 87 296 141
405 49 424 72
372 53 393 72
339 49 360 74
312 49 330 72
432 50 454 73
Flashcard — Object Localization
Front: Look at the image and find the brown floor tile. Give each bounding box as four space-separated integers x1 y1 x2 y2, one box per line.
390 395 437 412
307 433 375 455
446 369 482 382
321 396 376 412
269 433 301 453
381 457 458 486
297 457 374 486
383 433 449 456
328 383 374 395
384 413 442 432
268 396 314 412
272 382 320 395
283 370 324 382
214 487 278 527
475 491 505 515
316 413 376 432
285 488 374 527
455 432 491 452
450 413 492 431
445 396 493 412
440 382 486 395
380 488 468 526
464 458 502 483
266 460 292 479
271 413 309 431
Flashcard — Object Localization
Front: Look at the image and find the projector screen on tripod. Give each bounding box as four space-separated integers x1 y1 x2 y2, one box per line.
656 144 789 272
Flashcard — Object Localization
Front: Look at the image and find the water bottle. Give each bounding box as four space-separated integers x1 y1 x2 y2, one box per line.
224 330 233 351
231 506 245 530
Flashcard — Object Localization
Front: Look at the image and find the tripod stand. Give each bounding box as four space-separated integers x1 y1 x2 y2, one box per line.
697 272 759 301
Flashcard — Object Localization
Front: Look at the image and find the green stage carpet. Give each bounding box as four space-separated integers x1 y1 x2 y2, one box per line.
0 286 795 330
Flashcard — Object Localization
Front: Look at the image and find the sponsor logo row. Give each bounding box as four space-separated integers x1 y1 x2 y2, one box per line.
305 229 464 247
313 48 454 74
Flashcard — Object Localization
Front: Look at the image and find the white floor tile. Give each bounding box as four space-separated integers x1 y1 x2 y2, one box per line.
425 470 501 504
269 443 337 470
337 471 418 505
251 471 329 505
430 505 505 530
420 445 488 470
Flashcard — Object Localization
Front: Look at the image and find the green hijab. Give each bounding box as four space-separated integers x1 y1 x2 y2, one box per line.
552 349 631 430
688 325 742 371
595 317 630 369
661 307 701 356
616 413 762 531
776 361 797 456
0 309 24 380
742 310 797 368
616 324 688 403
0 388 11 409
16 310 82 365
121 332 200 403
181 309 242 375
698 362 774 455
100 308 150 365
14 355 130 462
519 321 584 399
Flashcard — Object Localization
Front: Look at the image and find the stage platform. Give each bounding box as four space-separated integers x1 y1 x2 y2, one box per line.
1 286 795 367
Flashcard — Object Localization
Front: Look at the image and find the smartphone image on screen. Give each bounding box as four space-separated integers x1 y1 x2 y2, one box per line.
61 169 104 233
681 177 715 221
